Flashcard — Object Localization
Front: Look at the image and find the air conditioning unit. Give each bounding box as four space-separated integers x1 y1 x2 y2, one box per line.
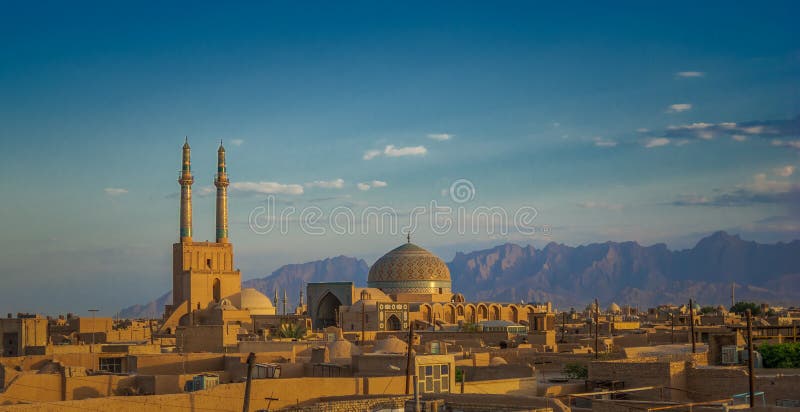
721 345 738 365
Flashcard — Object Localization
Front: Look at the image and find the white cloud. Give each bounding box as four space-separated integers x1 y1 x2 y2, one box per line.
365 145 428 160
305 179 345 189
747 173 794 194
427 133 453 141
357 180 388 191
197 186 215 196
636 128 649 133
668 122 712 130
553 122 561 128
363 150 382 160
672 194 711 205
645 138 671 148
593 137 617 147
232 181 304 195
577 201 623 211
676 71 705 78
731 134 747 142
740 126 764 134
230 139 244 146
104 188 128 196
774 165 795 177
384 145 427 157
772 139 800 149
667 103 692 113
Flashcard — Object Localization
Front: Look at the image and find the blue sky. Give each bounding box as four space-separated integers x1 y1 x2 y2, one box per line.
0 2 798 314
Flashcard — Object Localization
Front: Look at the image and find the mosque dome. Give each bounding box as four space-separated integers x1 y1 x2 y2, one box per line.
230 288 275 315
608 303 621 314
367 242 451 295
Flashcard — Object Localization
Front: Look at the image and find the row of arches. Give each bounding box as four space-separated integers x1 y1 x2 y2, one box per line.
418 302 537 324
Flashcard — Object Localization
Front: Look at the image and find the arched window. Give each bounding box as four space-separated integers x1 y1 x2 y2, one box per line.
387 314 401 331
212 278 221 302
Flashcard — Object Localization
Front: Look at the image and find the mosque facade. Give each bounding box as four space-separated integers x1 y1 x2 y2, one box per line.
158 139 548 342
308 240 550 334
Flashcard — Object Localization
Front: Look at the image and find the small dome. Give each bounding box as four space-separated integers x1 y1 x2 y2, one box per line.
373 335 409 354
608 303 621 314
368 242 451 295
231 288 275 315
328 337 360 361
490 357 508 366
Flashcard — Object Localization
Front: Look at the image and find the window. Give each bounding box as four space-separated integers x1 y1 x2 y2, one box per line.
417 363 450 394
99 357 123 373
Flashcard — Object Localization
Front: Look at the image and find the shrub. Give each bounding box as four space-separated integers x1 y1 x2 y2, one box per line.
563 363 588 380
759 343 800 368
730 302 761 316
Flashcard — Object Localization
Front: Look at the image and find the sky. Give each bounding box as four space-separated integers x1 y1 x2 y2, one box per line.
0 1 798 315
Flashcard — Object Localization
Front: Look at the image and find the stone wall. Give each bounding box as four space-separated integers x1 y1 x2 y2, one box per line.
132 353 225 375
0 373 63 404
687 366 800 404
588 359 685 401
459 364 534 381
279 395 411 412
462 376 537 397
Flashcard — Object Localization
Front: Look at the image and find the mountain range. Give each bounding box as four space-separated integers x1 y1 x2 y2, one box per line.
118 231 800 318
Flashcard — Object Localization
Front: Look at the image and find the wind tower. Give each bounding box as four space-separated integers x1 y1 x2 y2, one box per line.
215 141 230 243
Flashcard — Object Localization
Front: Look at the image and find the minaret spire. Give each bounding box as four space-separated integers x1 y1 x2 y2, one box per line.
214 141 230 243
179 137 194 242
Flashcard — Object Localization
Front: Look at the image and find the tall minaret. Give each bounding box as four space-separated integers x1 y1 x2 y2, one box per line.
214 141 230 243
179 137 194 243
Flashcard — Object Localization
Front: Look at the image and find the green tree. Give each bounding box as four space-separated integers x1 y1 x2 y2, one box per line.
563 363 588 380
759 343 800 368
700 306 716 315
730 301 761 316
278 323 306 339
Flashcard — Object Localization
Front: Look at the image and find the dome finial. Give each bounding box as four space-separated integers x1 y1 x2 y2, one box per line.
406 231 411 243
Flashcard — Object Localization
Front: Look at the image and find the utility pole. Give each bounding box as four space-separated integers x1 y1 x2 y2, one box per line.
594 298 599 359
689 298 696 353
243 352 256 412
559 312 566 343
148 317 154 345
405 321 414 394
746 309 755 408
263 392 279 412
